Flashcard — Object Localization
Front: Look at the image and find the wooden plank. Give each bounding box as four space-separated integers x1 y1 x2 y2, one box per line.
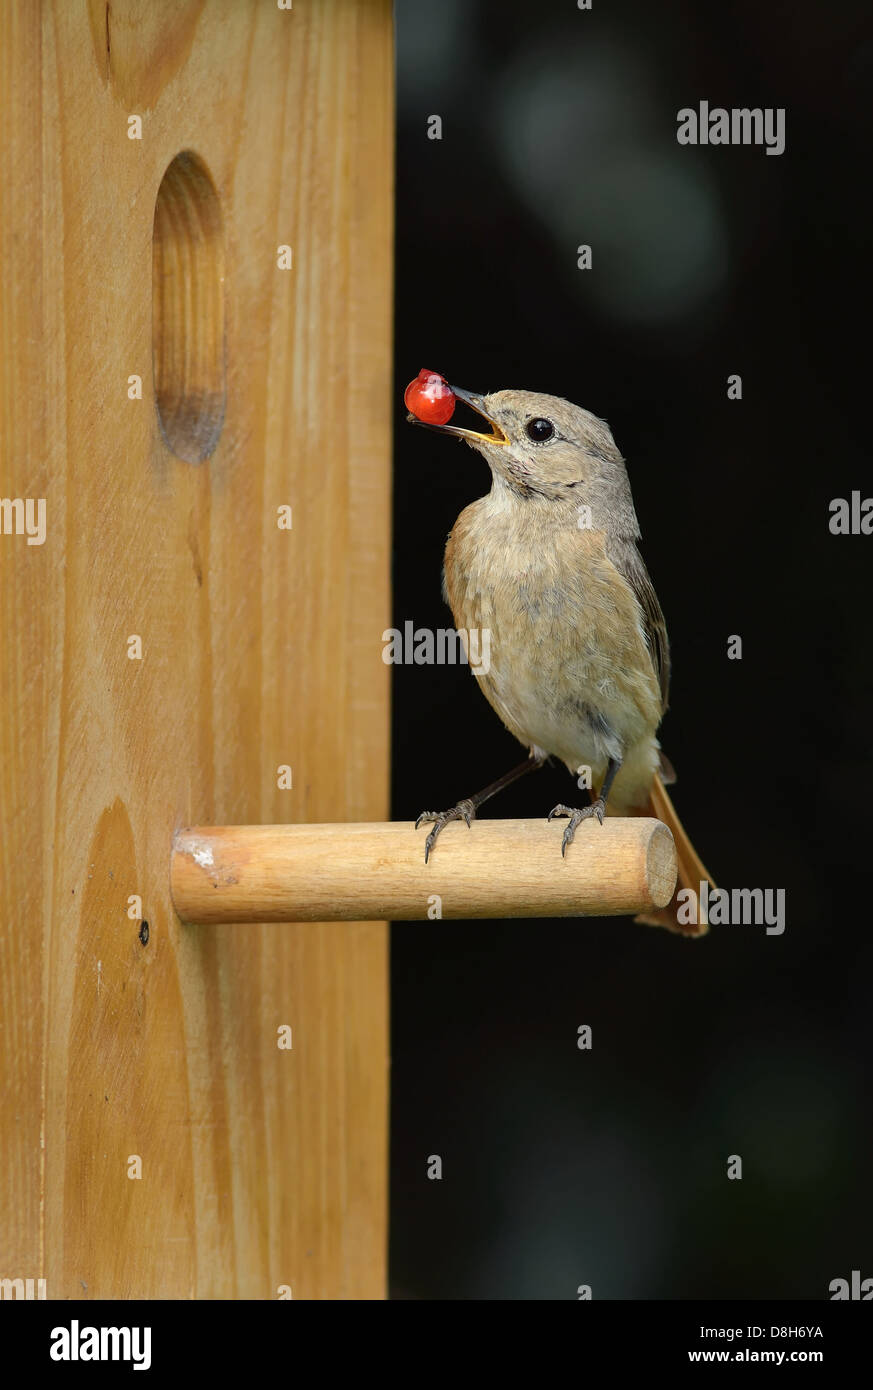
0 0 392 1300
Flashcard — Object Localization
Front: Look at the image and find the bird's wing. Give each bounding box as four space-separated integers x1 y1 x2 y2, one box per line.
606 537 671 714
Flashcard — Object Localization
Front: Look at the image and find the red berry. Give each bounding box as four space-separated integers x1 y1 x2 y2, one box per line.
404 369 455 425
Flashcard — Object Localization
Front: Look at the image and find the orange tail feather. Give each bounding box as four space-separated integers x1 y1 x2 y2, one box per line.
633 773 715 938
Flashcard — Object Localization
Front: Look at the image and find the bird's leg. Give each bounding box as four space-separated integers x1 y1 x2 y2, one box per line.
548 756 623 858
416 754 545 863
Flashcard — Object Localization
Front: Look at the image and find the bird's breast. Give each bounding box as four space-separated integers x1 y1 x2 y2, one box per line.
443 500 662 771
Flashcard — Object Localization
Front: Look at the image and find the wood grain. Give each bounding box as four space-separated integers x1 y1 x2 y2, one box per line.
0 0 392 1299
171 819 679 922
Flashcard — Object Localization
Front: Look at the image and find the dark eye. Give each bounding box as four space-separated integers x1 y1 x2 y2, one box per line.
525 418 554 442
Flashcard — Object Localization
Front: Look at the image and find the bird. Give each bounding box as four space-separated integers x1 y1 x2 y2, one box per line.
407 382 714 936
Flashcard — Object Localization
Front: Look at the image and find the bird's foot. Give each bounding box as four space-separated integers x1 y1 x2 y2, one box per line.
548 800 605 857
415 799 477 863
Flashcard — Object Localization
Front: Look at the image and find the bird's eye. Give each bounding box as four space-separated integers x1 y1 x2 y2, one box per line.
525 418 554 442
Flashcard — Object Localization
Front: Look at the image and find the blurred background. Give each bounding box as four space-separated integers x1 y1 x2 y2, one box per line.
390 0 873 1298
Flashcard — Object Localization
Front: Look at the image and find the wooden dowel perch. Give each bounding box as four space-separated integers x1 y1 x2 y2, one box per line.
171 819 677 923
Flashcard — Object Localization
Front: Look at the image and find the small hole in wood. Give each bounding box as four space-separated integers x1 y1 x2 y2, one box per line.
152 151 226 463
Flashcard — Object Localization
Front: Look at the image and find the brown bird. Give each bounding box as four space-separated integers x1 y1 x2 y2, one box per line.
408 384 714 936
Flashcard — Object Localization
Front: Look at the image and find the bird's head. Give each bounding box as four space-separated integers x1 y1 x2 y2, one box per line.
408 386 635 525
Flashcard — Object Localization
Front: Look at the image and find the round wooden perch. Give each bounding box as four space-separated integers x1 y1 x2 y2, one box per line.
171 819 677 923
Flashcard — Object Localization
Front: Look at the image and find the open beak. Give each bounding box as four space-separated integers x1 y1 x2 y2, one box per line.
407 385 509 446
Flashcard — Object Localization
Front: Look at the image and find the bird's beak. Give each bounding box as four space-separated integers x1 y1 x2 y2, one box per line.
407 385 509 446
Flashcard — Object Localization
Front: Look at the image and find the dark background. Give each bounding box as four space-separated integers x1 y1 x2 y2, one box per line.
390 0 873 1299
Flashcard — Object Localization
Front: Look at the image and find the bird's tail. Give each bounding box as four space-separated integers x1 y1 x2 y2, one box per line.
634 773 714 938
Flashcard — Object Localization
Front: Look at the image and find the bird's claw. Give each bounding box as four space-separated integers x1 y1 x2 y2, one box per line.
547 800 605 856
415 799 476 863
